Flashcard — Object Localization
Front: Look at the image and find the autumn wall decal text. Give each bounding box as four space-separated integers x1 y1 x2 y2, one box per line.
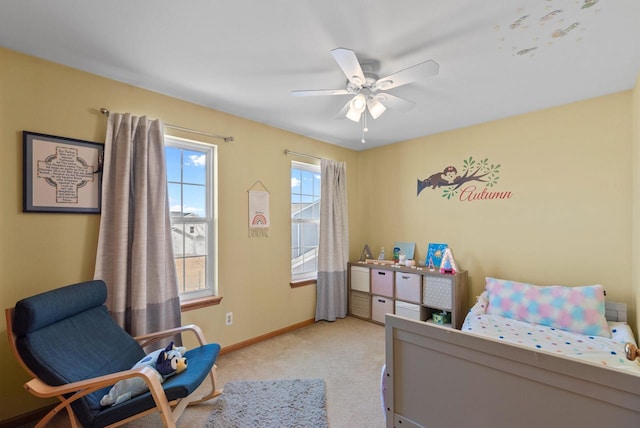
417 156 512 202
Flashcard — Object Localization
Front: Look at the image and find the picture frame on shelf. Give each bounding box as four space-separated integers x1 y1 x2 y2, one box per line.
393 242 415 260
23 131 103 214
425 243 447 271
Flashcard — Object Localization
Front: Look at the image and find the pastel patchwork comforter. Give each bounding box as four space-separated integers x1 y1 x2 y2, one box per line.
462 294 640 376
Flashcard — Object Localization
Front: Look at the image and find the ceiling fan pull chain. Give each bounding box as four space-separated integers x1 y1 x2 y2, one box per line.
361 112 368 144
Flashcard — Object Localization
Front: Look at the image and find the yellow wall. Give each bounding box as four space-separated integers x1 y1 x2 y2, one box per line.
1 46 637 421
357 91 635 325
0 47 360 420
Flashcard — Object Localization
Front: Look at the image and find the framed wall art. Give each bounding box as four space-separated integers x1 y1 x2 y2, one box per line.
425 243 448 271
23 131 103 213
393 241 416 260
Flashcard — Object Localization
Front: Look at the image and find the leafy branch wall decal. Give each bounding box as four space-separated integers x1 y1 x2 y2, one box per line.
417 156 506 201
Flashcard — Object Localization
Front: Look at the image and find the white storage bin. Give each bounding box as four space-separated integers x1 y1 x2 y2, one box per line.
371 295 394 324
395 272 421 303
350 266 370 292
395 301 426 321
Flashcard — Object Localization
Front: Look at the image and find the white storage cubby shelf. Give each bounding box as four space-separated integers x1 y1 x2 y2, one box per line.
347 262 468 329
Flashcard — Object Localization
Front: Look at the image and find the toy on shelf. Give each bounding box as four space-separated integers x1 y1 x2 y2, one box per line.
439 247 458 274
359 244 373 262
365 259 394 265
432 311 451 325
392 246 401 263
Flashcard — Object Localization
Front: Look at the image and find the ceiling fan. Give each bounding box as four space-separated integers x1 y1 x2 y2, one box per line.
291 48 439 123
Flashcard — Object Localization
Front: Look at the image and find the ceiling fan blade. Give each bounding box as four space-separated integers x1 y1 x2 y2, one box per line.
291 89 350 97
335 98 352 119
336 99 352 118
376 93 416 112
375 60 439 90
330 48 366 87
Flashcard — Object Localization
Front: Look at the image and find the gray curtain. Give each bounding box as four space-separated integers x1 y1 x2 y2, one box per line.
315 159 349 321
94 113 182 338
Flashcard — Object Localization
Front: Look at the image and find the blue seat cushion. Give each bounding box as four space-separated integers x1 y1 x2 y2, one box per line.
91 343 221 428
12 280 220 427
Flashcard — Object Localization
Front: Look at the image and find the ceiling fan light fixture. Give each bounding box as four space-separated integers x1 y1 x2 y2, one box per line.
346 94 366 122
292 47 439 133
346 110 361 122
352 94 366 110
367 97 386 119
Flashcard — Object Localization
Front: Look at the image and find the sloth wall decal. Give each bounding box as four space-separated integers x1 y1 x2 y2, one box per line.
417 156 503 200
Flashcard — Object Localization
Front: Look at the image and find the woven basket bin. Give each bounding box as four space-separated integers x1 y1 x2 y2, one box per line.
350 290 371 318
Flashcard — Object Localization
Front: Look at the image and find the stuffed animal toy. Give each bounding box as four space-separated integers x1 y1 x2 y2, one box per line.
626 342 639 362
100 341 188 407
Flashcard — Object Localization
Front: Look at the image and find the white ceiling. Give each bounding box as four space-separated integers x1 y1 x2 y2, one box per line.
1 1 639 150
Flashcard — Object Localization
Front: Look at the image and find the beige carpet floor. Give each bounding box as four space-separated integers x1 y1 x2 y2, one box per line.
16 316 386 428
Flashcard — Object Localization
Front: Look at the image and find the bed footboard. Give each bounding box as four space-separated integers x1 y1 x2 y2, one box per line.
384 314 640 428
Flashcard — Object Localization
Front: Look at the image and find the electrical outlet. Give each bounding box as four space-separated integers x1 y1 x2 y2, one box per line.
225 312 233 326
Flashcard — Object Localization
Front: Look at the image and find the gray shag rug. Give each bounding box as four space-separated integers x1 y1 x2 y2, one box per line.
205 378 328 428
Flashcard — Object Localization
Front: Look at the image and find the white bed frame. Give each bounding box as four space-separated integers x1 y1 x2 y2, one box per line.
384 302 640 428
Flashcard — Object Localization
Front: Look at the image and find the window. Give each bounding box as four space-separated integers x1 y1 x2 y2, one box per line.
291 161 321 281
165 136 217 300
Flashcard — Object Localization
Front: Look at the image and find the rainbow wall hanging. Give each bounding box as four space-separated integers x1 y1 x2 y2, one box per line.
248 180 270 237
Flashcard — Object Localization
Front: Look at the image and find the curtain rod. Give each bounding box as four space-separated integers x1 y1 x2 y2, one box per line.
284 149 323 160
99 108 234 143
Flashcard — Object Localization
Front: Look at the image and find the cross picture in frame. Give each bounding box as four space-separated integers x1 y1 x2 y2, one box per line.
23 131 103 213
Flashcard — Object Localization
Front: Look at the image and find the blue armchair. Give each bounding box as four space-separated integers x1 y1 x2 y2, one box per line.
6 280 221 428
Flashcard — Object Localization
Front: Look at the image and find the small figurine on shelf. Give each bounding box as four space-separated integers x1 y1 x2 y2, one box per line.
359 244 373 262
378 247 385 260
392 246 401 263
439 247 458 274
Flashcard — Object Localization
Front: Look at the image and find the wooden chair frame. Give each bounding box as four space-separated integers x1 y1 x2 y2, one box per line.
6 308 222 428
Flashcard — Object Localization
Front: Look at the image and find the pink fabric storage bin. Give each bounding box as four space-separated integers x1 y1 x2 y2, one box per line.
395 272 421 303
371 269 393 297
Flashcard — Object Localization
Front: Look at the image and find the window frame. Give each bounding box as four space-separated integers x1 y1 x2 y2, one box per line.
290 160 321 283
165 135 218 301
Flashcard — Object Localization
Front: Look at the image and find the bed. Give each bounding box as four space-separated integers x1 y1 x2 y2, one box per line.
383 277 640 428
